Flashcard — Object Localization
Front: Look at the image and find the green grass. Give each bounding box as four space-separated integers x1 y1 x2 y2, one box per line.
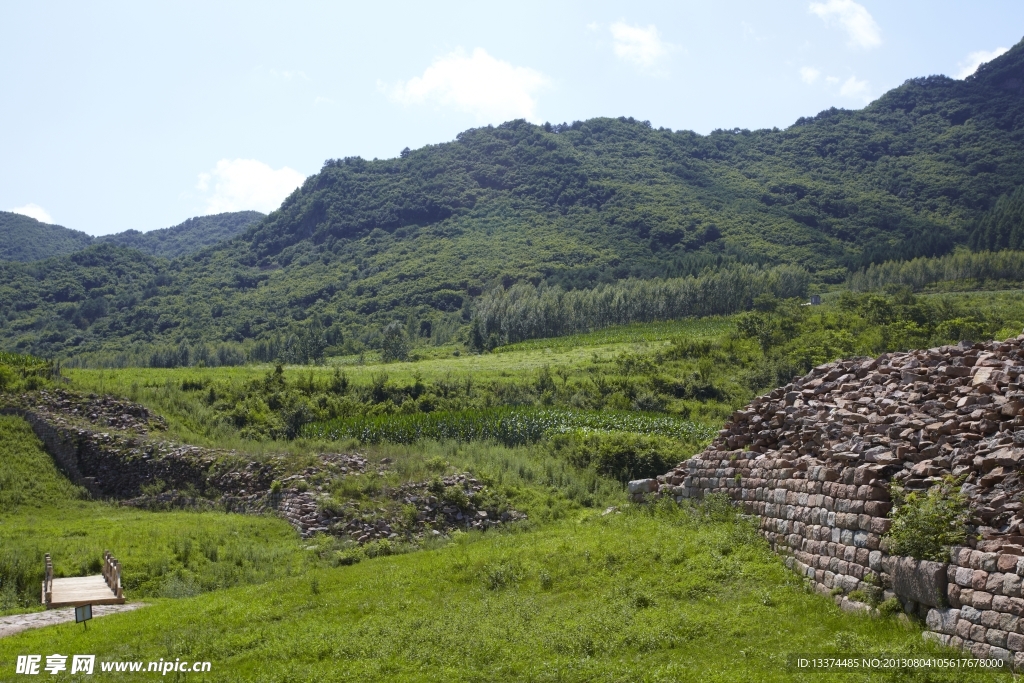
0 501 1003 682
0 416 308 615
493 317 733 353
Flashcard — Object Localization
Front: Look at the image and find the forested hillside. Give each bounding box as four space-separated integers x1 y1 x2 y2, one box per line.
95 211 264 258
0 211 263 263
0 212 93 262
5 39 1024 360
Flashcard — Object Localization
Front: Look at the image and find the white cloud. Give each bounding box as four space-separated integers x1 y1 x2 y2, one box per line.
955 47 1009 79
825 75 840 84
808 0 881 49
11 203 53 223
586 21 599 31
383 47 550 123
610 21 671 69
839 75 870 102
196 159 305 214
800 66 821 84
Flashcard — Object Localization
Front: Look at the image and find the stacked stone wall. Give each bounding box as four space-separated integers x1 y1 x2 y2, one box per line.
655 335 1024 667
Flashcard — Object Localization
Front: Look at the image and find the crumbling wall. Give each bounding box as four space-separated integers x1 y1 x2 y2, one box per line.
653 336 1024 667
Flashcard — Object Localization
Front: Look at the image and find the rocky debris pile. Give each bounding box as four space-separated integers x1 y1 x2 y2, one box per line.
277 473 525 541
28 389 166 433
649 334 1024 667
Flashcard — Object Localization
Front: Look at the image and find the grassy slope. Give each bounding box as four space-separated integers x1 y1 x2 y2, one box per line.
1 500 999 682
0 416 307 615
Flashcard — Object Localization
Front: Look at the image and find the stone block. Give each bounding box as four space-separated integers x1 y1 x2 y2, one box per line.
974 569 990 590
926 608 960 635
987 572 1006 594
987 628 1009 648
627 479 658 494
1000 613 1019 633
999 554 1019 572
868 550 882 572
1006 574 1023 598
956 619 974 639
1008 631 1024 652
982 610 1002 628
948 584 961 608
974 592 994 610
955 566 974 587
990 646 1012 664
960 605 981 623
892 556 948 608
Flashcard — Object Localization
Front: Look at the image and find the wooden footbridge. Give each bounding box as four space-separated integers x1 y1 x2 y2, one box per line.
42 551 125 609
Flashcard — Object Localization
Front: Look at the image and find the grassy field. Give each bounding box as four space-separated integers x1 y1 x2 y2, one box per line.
5 293 1024 678
2 494 1002 681
0 416 309 615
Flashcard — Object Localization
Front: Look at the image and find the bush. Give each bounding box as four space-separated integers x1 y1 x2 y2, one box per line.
885 476 969 562
550 431 688 484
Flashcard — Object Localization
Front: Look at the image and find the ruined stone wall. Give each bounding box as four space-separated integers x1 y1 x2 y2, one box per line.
655 336 1024 667
1 390 524 542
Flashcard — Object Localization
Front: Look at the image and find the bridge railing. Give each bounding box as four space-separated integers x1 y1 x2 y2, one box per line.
102 550 123 599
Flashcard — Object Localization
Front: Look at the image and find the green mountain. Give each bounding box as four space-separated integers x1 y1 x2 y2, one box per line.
6 39 1024 361
0 211 263 263
95 211 265 258
0 212 93 262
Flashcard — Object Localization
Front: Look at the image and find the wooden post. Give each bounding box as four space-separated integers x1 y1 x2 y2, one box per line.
43 553 53 605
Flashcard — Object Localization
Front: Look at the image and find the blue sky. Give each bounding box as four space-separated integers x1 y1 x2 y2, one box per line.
1 0 1022 235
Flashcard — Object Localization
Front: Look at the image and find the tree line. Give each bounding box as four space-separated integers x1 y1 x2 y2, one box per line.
471 264 810 347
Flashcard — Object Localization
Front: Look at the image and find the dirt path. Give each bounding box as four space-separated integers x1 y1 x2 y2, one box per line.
0 603 147 639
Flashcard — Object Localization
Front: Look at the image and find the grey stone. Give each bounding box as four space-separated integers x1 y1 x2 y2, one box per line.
955 566 975 587
892 556 948 607
627 479 658 494
925 608 960 634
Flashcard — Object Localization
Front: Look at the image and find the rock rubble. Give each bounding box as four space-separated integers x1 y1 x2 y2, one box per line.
649 334 1024 667
1 390 524 544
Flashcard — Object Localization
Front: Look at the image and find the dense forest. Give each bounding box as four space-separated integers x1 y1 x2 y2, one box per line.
95 211 264 258
5 40 1024 361
0 212 93 262
0 211 263 263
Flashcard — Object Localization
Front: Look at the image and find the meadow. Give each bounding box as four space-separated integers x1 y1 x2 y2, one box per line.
0 418 1004 681
4 290 1024 680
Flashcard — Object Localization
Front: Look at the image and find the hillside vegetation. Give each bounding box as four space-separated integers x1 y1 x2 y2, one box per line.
0 210 262 264
0 212 93 262
95 211 264 258
6 41 1024 359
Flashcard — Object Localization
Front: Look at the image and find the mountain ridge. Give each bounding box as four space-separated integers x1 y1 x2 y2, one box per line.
5 39 1024 359
0 210 265 263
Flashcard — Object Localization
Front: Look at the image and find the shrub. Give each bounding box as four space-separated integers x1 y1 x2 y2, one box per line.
550 431 688 484
885 476 969 562
878 597 903 617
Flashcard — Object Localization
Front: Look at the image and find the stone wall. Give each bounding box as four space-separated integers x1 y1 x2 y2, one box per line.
653 335 1024 667
1 390 524 542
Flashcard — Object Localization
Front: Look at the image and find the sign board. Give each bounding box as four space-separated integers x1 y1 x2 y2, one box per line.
75 605 92 623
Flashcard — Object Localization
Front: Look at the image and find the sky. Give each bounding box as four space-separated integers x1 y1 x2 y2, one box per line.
1 1 1022 236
